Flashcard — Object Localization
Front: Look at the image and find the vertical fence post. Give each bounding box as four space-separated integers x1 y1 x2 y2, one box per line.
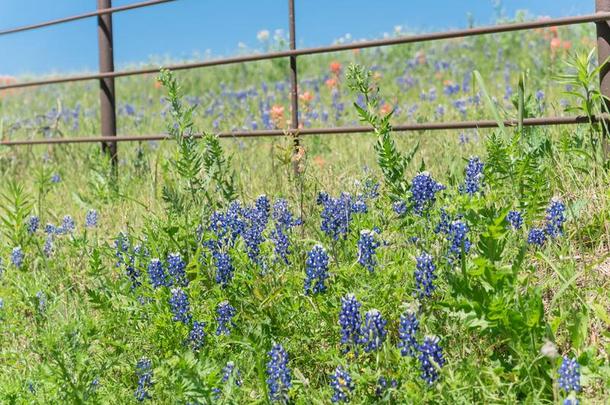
597 0 610 158
288 0 300 172
97 0 118 167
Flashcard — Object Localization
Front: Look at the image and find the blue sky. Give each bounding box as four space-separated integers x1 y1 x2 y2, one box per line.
0 0 592 76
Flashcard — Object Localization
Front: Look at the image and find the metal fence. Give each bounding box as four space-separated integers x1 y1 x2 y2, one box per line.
1 0 610 166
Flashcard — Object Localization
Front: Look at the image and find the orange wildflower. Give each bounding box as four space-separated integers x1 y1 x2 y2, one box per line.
325 77 337 89
299 91 314 103
330 61 342 75
379 103 392 115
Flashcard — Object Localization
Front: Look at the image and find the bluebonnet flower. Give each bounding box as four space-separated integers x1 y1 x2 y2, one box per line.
169 288 191 324
43 236 54 257
447 220 471 259
418 336 445 385
545 198 566 238
375 377 398 397
167 253 188 287
60 215 76 234
357 230 381 272
241 195 270 266
209 201 245 249
188 321 206 351
507 210 523 230
135 357 153 401
393 200 407 216
213 251 234 287
51 173 61 183
528 228 546 247
304 244 330 295
459 156 484 195
147 259 167 288
11 246 24 268
114 233 141 289
434 208 453 234
27 215 40 234
361 309 387 352
558 356 581 393
410 172 445 213
270 199 301 264
36 291 46 313
220 361 242 387
329 366 354 403
339 294 363 351
266 343 292 403
318 192 353 240
85 209 98 228
563 399 579 405
351 195 367 214
216 301 236 335
398 309 419 357
414 252 436 299
363 178 380 199
44 223 57 235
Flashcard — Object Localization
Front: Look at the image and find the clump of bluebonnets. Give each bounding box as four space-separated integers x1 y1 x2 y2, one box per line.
393 200 407 216
528 228 547 247
418 336 445 385
459 156 484 195
134 357 153 401
410 172 445 213
357 229 381 272
166 253 188 287
318 192 355 240
168 288 191 324
147 259 167 289
27 215 40 234
270 199 301 264
558 356 581 393
361 309 387 352
85 209 99 228
507 210 523 230
398 309 419 357
241 195 270 266
188 321 206 351
266 343 292 403
545 198 566 238
304 244 330 295
11 247 24 268
339 294 364 353
216 301 236 335
414 252 436 299
329 366 354 403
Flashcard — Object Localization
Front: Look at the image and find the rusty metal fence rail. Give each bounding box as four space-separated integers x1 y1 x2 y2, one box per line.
1 0 610 164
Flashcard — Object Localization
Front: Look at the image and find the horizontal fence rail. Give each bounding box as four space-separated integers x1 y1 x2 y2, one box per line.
0 0 609 163
0 0 175 36
1 116 605 146
2 12 610 91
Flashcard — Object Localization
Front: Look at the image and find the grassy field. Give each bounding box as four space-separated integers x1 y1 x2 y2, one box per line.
0 15 608 404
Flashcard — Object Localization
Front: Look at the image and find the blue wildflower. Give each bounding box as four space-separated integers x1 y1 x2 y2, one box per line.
507 210 523 230
147 259 167 288
135 357 153 401
241 195 270 266
11 246 24 268
447 220 471 259
43 235 54 257
410 172 445 213
393 200 407 216
44 223 57 235
168 288 191 324
459 156 484 195
435 208 452 234
51 173 61 183
545 198 566 238
558 356 581 393
213 251 234 287
339 294 363 351
318 192 353 240
60 215 75 234
221 361 242 386
414 252 436 299
528 228 546 247
398 309 419 357
167 253 188 287
351 195 367 214
375 377 398 397
418 336 445 385
85 209 99 228
27 215 40 234
36 291 46 313
330 366 354 403
563 399 579 405
357 229 381 272
304 244 330 295
270 199 301 264
266 343 292 403
361 309 387 352
188 321 206 351
216 301 236 335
